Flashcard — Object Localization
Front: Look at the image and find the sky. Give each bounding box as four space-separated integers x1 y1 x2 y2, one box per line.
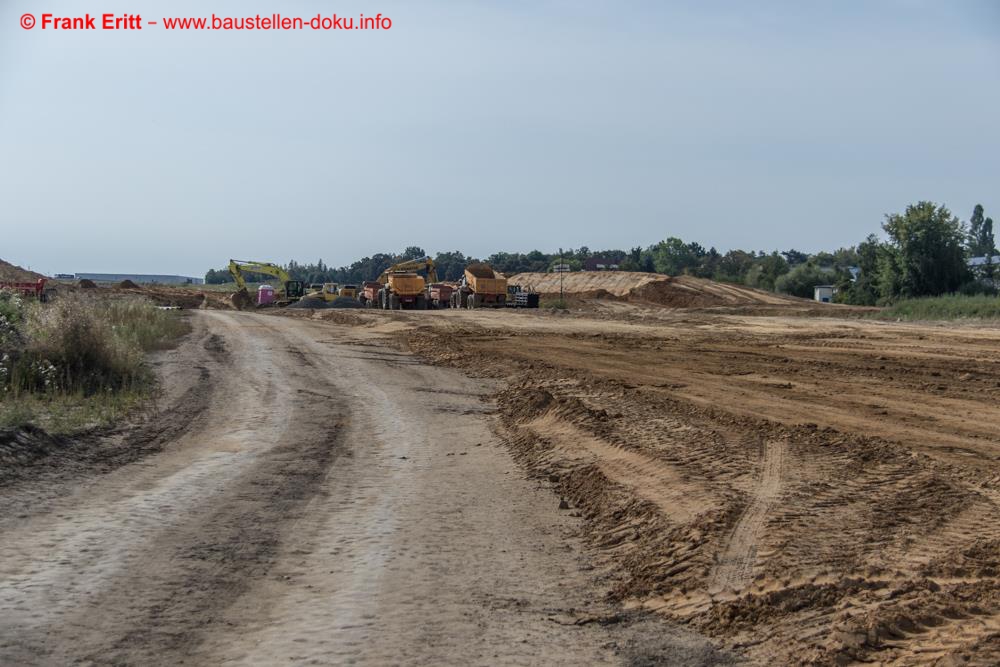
1 0 998 277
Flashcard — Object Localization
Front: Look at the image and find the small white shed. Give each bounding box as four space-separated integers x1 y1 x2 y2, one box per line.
813 285 835 303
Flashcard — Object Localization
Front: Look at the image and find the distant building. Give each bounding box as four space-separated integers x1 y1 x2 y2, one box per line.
54 273 75 280
813 285 835 303
73 273 205 285
968 255 1000 287
551 264 572 273
583 256 620 271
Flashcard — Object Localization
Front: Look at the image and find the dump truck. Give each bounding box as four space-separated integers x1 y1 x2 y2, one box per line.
378 272 427 310
363 257 439 310
338 284 359 299
426 282 455 309
358 281 382 307
451 264 507 308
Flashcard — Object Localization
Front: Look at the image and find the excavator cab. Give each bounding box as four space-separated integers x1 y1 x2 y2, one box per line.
285 280 305 300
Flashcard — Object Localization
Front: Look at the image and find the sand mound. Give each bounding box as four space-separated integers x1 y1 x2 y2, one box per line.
628 275 799 308
78 279 97 289
508 271 666 297
508 271 805 308
465 263 498 279
0 259 46 283
116 279 141 289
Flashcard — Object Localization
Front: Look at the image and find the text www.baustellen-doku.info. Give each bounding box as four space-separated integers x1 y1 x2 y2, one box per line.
18 12 392 31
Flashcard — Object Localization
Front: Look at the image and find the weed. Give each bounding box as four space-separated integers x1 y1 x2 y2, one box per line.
0 292 188 432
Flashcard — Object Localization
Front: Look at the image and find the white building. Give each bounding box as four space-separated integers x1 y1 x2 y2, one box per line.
813 285 835 303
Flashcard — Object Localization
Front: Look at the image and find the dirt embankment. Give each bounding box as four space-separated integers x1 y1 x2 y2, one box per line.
401 312 1000 665
508 271 817 311
0 259 46 282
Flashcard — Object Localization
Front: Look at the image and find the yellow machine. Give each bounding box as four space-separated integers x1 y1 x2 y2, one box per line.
227 259 305 307
377 257 439 284
318 282 339 302
451 263 508 308
338 284 359 299
374 257 439 310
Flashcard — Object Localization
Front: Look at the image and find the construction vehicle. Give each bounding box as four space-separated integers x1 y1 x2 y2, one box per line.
506 284 540 308
451 264 508 308
370 257 439 310
426 282 455 309
378 273 427 310
358 281 382 307
0 278 49 302
378 257 439 285
318 282 339 302
338 284 359 299
228 259 305 308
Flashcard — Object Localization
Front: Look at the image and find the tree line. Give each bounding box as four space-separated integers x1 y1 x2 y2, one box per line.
205 201 996 305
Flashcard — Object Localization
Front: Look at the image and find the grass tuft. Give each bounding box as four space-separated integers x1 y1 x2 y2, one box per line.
0 291 189 432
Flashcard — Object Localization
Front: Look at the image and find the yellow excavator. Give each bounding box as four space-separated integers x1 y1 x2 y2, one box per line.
228 259 305 308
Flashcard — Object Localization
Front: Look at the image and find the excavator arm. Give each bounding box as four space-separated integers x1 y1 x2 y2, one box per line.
228 259 293 288
227 259 304 305
377 257 438 284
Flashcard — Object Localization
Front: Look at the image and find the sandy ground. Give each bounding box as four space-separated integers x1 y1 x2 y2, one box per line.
275 302 1000 665
0 310 728 666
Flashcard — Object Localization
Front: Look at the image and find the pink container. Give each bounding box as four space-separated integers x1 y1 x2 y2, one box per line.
257 284 276 305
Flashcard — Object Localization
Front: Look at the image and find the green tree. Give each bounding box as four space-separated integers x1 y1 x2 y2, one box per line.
649 238 704 275
968 204 996 256
400 246 427 261
882 201 969 298
744 252 789 291
781 249 809 267
837 235 883 305
714 250 754 283
968 204 996 283
432 251 471 281
774 262 834 298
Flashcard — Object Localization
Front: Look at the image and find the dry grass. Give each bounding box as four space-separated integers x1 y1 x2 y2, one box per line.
0 291 188 432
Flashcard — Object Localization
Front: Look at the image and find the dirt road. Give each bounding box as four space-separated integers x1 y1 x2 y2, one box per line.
0 311 726 666
369 304 1000 665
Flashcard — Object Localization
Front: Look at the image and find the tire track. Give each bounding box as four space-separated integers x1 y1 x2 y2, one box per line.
710 439 786 595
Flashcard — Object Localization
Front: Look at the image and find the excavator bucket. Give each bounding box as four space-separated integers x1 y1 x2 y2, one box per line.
230 287 252 310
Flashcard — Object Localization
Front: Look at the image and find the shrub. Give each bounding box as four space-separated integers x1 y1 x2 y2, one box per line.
1 294 187 398
876 294 1000 321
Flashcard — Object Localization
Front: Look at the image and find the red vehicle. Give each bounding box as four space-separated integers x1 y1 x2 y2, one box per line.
358 281 383 307
425 283 454 309
0 278 48 301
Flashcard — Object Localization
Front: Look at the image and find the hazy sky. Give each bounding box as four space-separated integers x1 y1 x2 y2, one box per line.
2 1 998 276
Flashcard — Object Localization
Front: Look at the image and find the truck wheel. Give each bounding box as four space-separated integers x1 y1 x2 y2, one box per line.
467 294 476 309
496 295 506 308
390 295 400 310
